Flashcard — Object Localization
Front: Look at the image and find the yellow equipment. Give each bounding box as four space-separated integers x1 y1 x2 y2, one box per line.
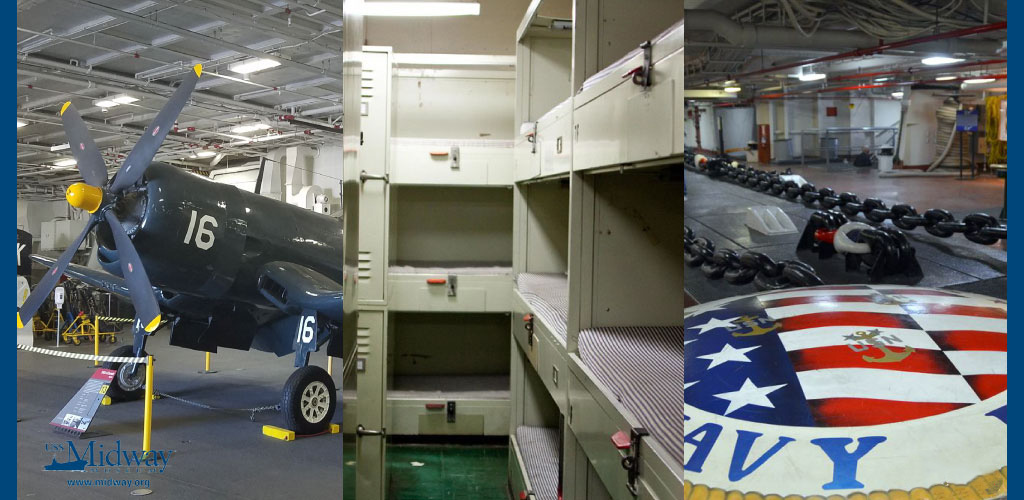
60 313 118 346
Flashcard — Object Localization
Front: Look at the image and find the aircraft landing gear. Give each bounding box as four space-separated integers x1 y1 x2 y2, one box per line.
103 345 148 401
281 365 336 434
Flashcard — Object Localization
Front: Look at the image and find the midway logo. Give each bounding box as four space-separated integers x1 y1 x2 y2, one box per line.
44 440 175 473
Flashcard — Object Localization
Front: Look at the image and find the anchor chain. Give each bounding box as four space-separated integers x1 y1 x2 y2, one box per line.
684 225 824 290
685 152 1007 246
155 391 280 422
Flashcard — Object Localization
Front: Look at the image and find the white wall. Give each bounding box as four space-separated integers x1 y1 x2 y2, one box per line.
715 106 755 157
786 99 817 154
17 200 85 240
898 90 943 166
392 72 515 140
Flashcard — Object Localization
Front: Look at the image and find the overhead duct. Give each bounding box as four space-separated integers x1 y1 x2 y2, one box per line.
686 10 1002 55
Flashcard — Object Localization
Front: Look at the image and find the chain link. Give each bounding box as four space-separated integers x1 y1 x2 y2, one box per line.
155 391 280 422
684 225 824 290
686 153 1007 246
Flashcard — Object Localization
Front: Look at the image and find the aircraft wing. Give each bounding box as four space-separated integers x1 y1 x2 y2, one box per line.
31 255 131 299
256 261 343 322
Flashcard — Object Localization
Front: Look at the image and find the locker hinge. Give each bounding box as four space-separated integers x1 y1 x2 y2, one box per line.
624 41 653 89
621 427 649 496
446 274 457 297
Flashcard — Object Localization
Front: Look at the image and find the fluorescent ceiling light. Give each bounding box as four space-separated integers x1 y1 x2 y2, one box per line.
724 86 741 93
799 72 826 82
17 120 26 128
874 77 892 82
922 56 965 66
196 150 217 158
95 94 138 108
935 75 958 81
361 2 480 17
393 53 515 66
230 123 272 134
724 80 736 85
964 78 996 84
228 58 282 75
53 158 77 167
891 91 904 98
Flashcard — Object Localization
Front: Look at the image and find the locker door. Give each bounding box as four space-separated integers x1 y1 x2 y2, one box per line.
357 48 392 306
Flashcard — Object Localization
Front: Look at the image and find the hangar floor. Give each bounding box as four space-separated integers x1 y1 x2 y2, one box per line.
17 331 507 499
684 163 1008 304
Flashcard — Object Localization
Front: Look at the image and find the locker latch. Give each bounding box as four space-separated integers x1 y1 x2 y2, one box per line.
523 314 534 345
446 401 456 423
620 427 649 496
446 274 457 297
450 145 460 170
623 40 653 89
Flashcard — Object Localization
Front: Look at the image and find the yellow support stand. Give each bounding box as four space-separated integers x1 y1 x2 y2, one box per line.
327 356 333 376
199 351 217 374
143 355 154 459
94 329 100 366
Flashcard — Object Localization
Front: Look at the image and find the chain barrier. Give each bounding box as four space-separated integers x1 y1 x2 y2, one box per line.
684 153 1007 246
155 391 280 422
684 225 824 290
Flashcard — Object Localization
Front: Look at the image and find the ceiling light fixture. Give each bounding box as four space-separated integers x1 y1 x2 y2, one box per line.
922 56 965 66
874 77 892 82
94 94 139 108
963 78 996 84
891 91 904 98
196 150 217 158
360 2 481 17
228 58 282 75
230 123 272 134
799 72 826 82
53 158 77 168
935 75 958 81
724 86 741 93
17 120 26 128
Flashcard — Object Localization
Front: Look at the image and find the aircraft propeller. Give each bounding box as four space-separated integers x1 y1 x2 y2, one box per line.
18 64 204 358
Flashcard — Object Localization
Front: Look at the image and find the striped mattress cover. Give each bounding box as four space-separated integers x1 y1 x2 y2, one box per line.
515 426 560 500
577 326 684 468
516 273 569 341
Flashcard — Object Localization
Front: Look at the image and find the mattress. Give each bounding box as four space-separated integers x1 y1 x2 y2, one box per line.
577 326 684 468
515 426 560 500
516 273 569 341
389 264 512 275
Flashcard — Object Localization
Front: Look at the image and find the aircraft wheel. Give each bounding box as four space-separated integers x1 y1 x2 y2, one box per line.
281 365 336 435
102 345 148 402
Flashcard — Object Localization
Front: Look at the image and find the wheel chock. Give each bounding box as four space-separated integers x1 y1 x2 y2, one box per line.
329 423 340 434
263 425 295 441
101 396 112 406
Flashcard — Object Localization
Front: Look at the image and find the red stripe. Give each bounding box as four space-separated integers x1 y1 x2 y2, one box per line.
779 312 916 332
928 330 1007 352
900 303 1007 319
964 374 1007 400
789 345 957 374
760 295 880 309
808 398 969 426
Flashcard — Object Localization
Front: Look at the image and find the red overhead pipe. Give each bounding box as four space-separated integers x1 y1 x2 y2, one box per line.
831 59 1006 82
755 73 1006 99
719 22 1006 84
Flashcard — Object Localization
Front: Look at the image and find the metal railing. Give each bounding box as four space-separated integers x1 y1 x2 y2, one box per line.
777 126 898 165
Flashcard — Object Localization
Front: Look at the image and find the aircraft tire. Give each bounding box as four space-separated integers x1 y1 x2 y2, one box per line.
281 365 336 435
102 345 147 402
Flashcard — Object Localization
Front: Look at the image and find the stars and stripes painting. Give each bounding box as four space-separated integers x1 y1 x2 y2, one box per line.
684 285 1007 427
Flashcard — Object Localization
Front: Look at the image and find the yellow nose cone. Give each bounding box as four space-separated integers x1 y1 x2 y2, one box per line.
66 183 103 213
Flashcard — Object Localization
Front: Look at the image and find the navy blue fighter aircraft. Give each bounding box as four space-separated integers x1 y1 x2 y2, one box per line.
17 64 344 434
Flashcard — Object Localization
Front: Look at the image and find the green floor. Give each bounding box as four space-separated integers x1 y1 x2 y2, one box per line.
344 443 509 499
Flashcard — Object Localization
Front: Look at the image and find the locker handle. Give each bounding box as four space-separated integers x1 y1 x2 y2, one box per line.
425 403 445 410
426 278 447 285
429 151 449 156
611 430 631 450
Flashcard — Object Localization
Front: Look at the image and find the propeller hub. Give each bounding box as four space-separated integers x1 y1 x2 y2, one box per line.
66 182 103 213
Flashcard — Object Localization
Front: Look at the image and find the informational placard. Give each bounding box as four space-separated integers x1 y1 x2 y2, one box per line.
50 368 115 437
956 109 980 132
17 229 32 278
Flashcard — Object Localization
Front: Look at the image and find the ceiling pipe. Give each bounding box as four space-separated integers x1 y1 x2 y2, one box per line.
831 59 1006 82
698 18 1006 85
756 73 1006 99
686 10 1003 56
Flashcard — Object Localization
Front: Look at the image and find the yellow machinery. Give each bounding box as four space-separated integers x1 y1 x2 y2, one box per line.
33 309 58 341
60 312 118 346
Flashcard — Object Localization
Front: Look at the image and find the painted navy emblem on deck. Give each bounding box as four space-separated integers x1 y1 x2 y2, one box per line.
684 285 1007 499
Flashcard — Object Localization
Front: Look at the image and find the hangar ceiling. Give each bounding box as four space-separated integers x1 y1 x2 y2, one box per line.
16 0 342 198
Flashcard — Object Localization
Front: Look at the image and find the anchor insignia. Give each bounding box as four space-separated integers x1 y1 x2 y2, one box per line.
729 315 780 337
844 328 915 363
